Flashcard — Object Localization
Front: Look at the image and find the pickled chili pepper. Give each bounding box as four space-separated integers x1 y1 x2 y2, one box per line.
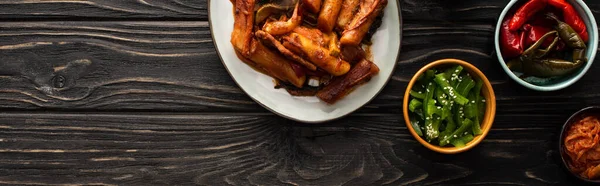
508 0 547 31
522 24 556 49
500 16 523 58
548 0 588 42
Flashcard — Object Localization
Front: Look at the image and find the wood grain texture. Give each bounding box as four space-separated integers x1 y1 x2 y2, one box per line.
0 0 599 185
0 113 576 185
0 21 261 112
0 0 206 20
1 20 600 113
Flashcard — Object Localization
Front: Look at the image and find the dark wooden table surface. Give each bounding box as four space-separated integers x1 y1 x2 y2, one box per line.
0 0 599 185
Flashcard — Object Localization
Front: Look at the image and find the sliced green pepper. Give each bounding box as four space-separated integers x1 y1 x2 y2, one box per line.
409 99 423 112
456 74 475 96
433 73 469 105
446 65 463 87
410 117 423 137
465 92 477 119
438 114 457 145
423 82 436 117
451 134 474 147
440 118 473 146
435 88 452 120
422 81 436 141
414 108 424 120
471 79 484 135
425 114 441 141
479 97 486 120
410 90 426 99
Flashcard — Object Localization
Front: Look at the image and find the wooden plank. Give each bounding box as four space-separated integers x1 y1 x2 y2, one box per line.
0 112 575 185
0 21 261 112
0 0 206 20
1 21 600 114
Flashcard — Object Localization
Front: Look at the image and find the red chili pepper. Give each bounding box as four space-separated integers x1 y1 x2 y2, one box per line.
523 24 554 48
501 16 523 58
547 0 588 41
523 24 566 51
509 0 547 31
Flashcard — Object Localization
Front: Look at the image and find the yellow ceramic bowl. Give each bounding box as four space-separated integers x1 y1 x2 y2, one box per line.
403 58 496 154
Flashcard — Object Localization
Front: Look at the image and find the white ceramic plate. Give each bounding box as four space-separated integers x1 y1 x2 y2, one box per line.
209 0 402 123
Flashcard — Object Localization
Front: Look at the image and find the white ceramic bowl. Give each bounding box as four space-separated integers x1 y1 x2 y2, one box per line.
494 0 598 91
208 0 402 123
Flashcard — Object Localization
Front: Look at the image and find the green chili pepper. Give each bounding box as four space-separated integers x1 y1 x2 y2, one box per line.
451 134 474 147
440 118 473 146
414 108 424 120
425 114 441 141
446 65 463 87
456 74 475 96
465 92 477 119
438 114 457 145
409 99 423 112
434 88 451 119
471 80 484 135
410 90 426 99
478 97 485 120
434 73 469 105
422 81 437 141
423 82 436 117
410 117 423 137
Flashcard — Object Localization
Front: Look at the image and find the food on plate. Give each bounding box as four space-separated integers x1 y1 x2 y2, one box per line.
563 115 600 179
302 0 322 13
337 0 361 30
340 0 387 46
408 65 486 147
317 0 343 32
500 0 588 78
229 0 388 104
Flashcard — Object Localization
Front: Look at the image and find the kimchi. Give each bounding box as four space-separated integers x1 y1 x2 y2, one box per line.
564 115 600 179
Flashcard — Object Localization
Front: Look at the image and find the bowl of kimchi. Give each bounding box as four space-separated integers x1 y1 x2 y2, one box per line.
209 0 402 123
559 106 600 183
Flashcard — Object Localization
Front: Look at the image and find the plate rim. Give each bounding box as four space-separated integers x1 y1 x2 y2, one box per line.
207 0 403 123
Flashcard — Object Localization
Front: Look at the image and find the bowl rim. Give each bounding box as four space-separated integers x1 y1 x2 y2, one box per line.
207 0 404 123
402 58 497 154
494 0 599 91
558 106 600 183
